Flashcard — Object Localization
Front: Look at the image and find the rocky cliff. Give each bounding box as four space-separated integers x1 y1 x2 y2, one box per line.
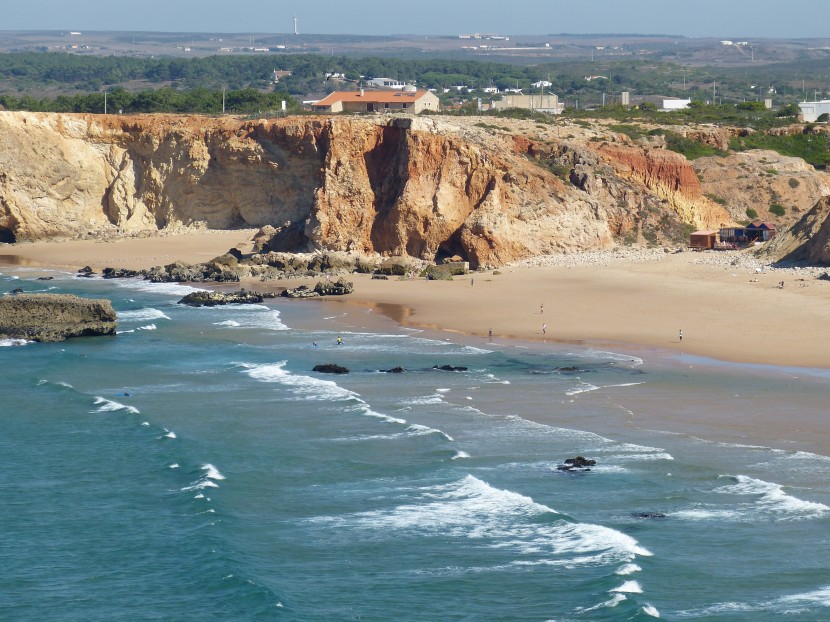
0 293 117 342
757 196 830 265
0 111 729 267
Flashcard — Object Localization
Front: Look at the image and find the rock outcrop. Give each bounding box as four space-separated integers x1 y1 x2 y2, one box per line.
0 112 730 268
0 293 116 342
177 290 265 306
757 196 830 265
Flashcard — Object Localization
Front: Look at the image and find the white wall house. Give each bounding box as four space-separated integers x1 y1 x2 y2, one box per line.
798 100 830 122
662 98 691 111
366 78 407 90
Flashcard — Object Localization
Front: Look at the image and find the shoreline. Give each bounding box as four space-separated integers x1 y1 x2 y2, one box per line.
3 234 830 370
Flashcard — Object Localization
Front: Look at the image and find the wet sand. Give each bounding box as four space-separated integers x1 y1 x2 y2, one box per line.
3 233 830 369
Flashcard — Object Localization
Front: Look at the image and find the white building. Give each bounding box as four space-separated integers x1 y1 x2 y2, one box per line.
492 94 562 114
798 100 830 122
366 78 407 90
531 80 552 89
663 98 691 111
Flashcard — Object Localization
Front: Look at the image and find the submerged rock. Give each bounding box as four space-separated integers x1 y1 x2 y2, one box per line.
433 364 468 372
557 456 597 472
0 293 116 342
313 363 349 374
177 290 264 307
382 366 406 373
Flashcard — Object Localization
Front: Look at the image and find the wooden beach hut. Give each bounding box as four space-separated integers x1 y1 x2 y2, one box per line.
689 230 718 250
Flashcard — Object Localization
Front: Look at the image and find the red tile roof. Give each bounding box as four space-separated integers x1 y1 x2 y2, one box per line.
314 90 429 106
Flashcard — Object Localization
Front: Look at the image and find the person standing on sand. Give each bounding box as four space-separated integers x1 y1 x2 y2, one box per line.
488 329 493 341
542 323 547 335
540 303 544 314
679 329 683 343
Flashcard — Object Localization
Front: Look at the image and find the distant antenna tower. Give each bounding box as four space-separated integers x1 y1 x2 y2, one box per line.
293 16 298 36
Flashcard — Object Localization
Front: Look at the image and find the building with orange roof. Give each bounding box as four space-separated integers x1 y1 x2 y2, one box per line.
311 89 440 114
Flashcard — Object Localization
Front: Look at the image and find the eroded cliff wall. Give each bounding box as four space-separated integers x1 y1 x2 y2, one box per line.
0 111 728 267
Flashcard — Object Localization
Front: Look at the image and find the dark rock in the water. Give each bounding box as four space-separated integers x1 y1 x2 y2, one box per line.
314 278 354 296
281 285 319 299
382 366 406 373
556 366 586 373
10 287 24 294
433 364 468 372
557 456 597 472
36 276 54 281
102 267 139 279
313 363 349 374
633 512 667 519
77 266 95 278
177 290 264 307
0 293 116 342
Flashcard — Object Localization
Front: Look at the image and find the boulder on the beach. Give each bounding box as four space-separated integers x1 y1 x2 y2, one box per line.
313 363 349 374
433 364 468 372
281 285 319 299
314 278 354 296
0 293 116 342
177 290 264 307
102 267 139 279
77 266 95 278
557 456 597 472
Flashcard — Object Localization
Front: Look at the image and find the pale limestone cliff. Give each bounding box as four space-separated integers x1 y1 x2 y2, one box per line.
0 111 729 267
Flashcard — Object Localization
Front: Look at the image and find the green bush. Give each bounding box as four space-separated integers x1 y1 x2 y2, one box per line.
769 203 786 217
818 113 830 123
729 133 830 169
746 208 758 219
788 177 801 188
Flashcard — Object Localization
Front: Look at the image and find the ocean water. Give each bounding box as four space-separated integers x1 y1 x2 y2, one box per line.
3 267 830 621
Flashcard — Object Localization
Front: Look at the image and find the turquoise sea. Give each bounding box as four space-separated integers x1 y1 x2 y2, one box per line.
3 265 830 621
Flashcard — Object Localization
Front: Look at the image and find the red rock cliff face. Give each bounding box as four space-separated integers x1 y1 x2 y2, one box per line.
0 112 726 267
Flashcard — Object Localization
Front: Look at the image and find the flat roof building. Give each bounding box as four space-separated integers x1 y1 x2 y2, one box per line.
798 100 830 123
492 94 562 114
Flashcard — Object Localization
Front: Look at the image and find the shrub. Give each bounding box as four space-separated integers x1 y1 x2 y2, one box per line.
818 113 830 123
770 203 786 217
788 177 801 188
705 193 727 205
746 208 759 219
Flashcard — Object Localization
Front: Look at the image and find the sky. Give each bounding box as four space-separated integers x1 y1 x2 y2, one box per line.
3 0 828 39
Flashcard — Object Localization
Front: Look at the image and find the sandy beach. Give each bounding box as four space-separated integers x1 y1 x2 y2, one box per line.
3 233 830 369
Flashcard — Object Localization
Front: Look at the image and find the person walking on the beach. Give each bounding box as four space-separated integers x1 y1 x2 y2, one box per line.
679 329 683 343
488 329 493 341
542 323 547 336
540 303 544 314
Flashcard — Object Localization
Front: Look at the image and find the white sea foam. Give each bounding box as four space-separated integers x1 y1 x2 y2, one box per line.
0 338 30 347
205 306 288 331
579 593 627 612
357 406 407 425
566 383 600 396
56 381 73 388
202 464 226 480
118 308 171 322
405 394 446 405
406 424 453 441
116 329 135 334
610 580 643 594
169 463 180 469
315 475 651 565
241 361 358 401
675 474 829 522
115 279 203 296
482 373 510 384
163 429 177 439
141 421 150 426
642 604 661 617
92 396 140 414
137 324 157 331
452 451 471 460
616 563 642 575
